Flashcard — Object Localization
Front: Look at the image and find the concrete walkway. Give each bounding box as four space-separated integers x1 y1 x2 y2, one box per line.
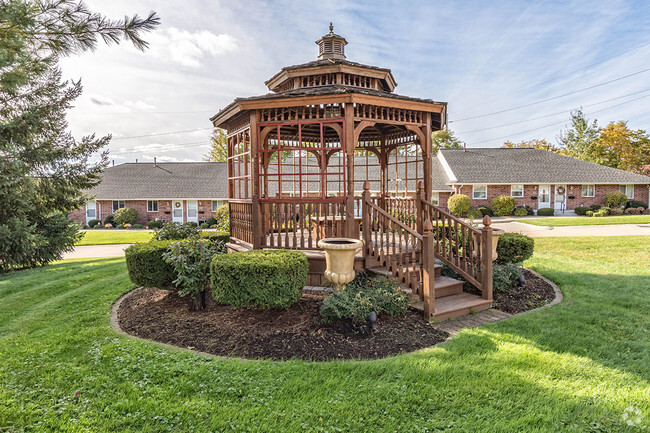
63 244 131 259
491 220 650 237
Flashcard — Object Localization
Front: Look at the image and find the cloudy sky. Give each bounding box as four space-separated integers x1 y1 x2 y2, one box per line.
59 0 650 164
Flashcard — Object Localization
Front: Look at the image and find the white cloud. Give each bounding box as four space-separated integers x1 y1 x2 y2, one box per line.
149 28 238 68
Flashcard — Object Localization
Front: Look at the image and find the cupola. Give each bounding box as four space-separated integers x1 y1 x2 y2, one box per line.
315 23 347 60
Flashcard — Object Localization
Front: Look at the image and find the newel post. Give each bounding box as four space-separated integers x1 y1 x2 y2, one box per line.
416 181 425 235
362 181 371 266
422 218 436 320
480 215 493 301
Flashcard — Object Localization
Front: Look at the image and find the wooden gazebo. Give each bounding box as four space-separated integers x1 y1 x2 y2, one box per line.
211 25 494 320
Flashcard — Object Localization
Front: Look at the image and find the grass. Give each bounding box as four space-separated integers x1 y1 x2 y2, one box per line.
75 229 154 245
515 214 650 226
0 237 648 432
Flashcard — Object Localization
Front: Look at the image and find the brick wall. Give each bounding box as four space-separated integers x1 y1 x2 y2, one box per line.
69 199 226 225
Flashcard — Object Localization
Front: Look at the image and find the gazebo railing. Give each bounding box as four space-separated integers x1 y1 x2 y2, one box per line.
229 200 254 245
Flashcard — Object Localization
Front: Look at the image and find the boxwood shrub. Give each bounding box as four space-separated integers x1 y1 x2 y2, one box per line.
496 233 534 264
448 194 471 217
491 195 516 216
626 200 648 210
210 250 308 309
574 206 590 216
87 219 100 228
537 208 554 216
125 240 177 288
147 220 164 229
200 230 230 245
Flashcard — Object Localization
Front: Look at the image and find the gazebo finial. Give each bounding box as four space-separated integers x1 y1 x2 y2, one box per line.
329 22 334 33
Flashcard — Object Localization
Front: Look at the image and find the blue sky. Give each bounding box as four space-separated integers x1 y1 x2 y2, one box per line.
60 0 650 163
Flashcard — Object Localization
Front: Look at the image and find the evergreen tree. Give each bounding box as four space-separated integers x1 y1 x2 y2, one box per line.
557 108 600 160
0 1 159 271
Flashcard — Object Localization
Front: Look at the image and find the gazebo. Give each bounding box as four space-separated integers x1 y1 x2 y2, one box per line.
211 25 494 320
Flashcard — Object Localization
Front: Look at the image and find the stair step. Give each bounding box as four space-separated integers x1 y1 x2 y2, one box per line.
434 276 464 298
367 266 392 277
368 264 441 278
410 292 492 322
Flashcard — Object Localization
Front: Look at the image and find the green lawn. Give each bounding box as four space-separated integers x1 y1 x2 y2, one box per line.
0 237 648 431
75 229 154 245
516 214 650 226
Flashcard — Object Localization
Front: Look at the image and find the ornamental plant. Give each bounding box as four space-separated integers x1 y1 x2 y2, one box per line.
114 207 138 225
213 204 230 230
491 195 516 216
496 233 534 264
605 191 627 208
447 194 471 217
152 221 200 241
163 238 224 310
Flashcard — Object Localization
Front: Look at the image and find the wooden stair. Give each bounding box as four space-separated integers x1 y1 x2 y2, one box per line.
368 265 491 322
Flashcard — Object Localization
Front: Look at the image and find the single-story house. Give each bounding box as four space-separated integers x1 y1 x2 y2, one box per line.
69 162 228 225
432 148 650 211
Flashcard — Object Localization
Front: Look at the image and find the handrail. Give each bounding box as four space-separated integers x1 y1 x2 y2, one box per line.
420 198 481 235
366 200 422 240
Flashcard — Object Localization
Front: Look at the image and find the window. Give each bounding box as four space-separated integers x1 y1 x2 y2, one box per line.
511 184 524 198
432 192 440 205
212 200 224 212
473 185 487 200
582 185 595 197
147 200 158 212
85 201 96 218
112 200 125 212
620 184 634 199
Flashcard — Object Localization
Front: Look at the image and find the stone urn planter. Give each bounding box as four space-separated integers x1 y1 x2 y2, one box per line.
492 228 505 261
317 238 363 291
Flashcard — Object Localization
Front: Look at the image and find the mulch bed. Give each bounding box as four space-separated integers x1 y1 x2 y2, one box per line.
116 268 556 361
118 290 449 361
492 269 556 314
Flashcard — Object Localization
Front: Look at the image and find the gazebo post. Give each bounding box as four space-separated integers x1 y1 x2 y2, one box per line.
344 103 356 239
379 133 387 210
249 110 261 249
423 112 433 200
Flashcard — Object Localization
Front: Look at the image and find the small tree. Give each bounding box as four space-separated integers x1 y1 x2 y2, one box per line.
164 239 223 310
448 194 471 217
604 191 627 208
114 207 138 225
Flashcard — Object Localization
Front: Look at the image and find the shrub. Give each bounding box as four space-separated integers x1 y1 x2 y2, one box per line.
593 210 607 217
448 194 471 217
491 195 516 216
589 204 602 212
604 191 627 208
477 206 494 217
625 208 641 215
164 239 224 310
125 240 177 288
200 230 230 250
87 219 100 228
609 208 624 216
210 250 308 309
574 206 590 216
152 221 200 241
600 206 610 215
147 220 164 229
496 233 534 264
133 224 143 229
104 214 115 225
586 211 594 217
114 207 138 225
319 272 409 324
493 263 522 294
466 208 483 219
200 222 210 229
537 208 554 216
205 217 217 226
524 205 535 215
213 204 230 231
186 221 198 228
626 200 648 210
513 207 528 217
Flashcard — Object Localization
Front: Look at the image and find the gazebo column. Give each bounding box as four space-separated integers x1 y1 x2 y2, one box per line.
344 104 355 239
423 112 433 200
250 111 261 249
379 133 387 209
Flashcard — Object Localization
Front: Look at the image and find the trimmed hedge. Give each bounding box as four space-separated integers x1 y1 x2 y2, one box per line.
125 240 177 288
147 220 164 229
200 230 229 243
626 200 648 210
491 195 516 216
88 219 100 228
448 194 471 217
496 233 534 264
211 250 308 309
537 208 554 216
574 206 590 216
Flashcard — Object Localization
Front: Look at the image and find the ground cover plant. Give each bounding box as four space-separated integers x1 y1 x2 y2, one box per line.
75 230 154 245
0 237 648 431
515 215 650 226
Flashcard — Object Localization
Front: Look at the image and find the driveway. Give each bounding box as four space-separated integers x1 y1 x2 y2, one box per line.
63 244 131 259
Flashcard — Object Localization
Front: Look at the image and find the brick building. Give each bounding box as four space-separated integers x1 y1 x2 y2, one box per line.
432 148 650 212
69 162 228 225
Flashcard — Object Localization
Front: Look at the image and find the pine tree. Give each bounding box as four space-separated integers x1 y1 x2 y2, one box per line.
0 1 159 271
557 108 600 161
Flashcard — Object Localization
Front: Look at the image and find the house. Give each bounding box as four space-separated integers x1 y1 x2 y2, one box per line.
432 148 650 211
69 162 228 225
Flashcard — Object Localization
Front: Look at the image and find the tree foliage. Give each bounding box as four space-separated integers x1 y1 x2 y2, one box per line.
432 129 463 154
556 108 600 161
204 128 227 162
501 138 561 153
591 121 650 174
0 1 159 271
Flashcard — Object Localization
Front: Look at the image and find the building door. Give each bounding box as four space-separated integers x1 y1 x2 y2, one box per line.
538 185 551 209
187 200 198 224
85 201 97 224
554 184 567 212
172 200 184 223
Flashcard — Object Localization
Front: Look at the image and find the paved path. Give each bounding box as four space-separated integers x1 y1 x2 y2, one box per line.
63 244 131 259
491 220 650 237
